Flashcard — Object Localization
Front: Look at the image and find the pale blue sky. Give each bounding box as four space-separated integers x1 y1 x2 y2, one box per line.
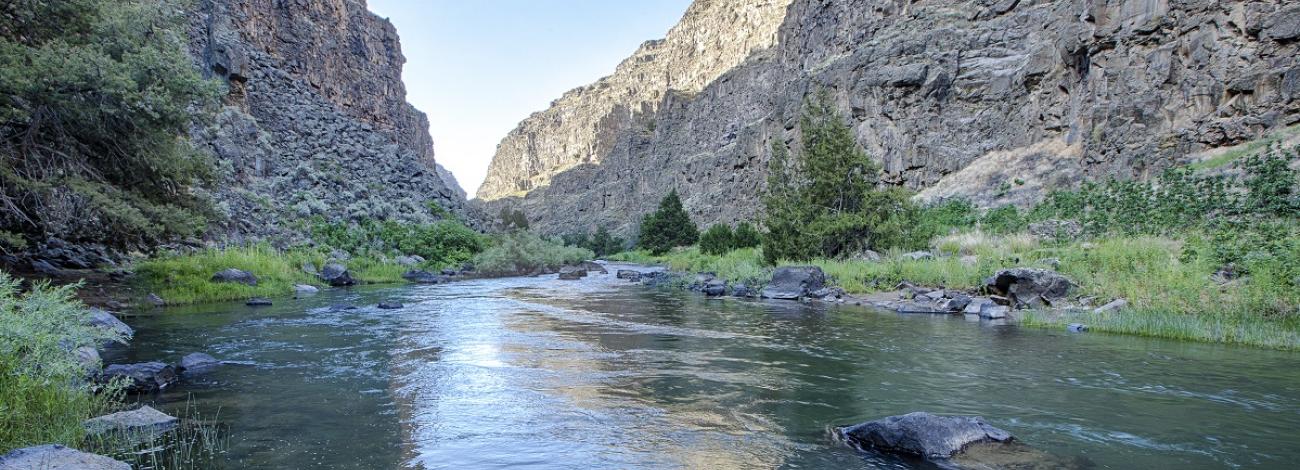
367 0 693 197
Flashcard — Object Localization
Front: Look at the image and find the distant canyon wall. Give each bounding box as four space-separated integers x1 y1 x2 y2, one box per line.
187 0 469 243
478 0 1300 238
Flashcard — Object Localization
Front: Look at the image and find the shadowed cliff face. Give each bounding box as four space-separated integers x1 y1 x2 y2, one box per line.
479 0 1300 238
187 0 472 243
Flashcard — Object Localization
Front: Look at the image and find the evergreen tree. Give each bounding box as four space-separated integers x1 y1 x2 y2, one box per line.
732 222 761 249
638 189 698 255
699 224 735 255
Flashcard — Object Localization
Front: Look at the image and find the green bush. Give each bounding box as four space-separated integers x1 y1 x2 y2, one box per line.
561 227 625 257
0 272 122 451
761 91 923 264
732 222 761 249
699 224 735 255
498 208 529 231
472 232 594 275
309 218 487 268
0 0 222 247
979 205 1026 234
638 189 698 255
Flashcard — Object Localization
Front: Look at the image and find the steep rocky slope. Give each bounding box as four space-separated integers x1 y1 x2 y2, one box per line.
479 0 1300 238
188 0 469 243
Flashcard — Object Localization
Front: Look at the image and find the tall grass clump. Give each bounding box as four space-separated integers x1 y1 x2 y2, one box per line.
0 273 122 452
472 232 594 276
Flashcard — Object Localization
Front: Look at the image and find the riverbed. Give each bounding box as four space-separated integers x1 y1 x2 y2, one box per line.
108 264 1300 469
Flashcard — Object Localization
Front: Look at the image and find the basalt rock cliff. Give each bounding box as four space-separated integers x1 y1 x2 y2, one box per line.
479 0 1300 238
188 0 469 243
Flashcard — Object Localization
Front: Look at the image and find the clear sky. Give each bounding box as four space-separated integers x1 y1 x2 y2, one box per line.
367 0 693 198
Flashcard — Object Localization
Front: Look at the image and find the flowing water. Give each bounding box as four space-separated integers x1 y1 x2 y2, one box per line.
109 264 1300 469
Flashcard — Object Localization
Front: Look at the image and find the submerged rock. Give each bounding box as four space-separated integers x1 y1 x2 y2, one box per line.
246 298 273 306
100 362 178 393
83 405 178 437
558 266 588 280
731 283 751 298
0 444 130 470
839 412 1013 460
378 301 404 309
211 268 258 286
703 279 727 297
1067 323 1089 332
402 270 444 284
616 269 642 281
180 352 221 374
320 263 356 287
761 266 826 300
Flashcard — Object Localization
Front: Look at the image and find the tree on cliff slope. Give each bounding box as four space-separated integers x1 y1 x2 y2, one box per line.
639 189 698 255
0 0 220 250
762 91 918 264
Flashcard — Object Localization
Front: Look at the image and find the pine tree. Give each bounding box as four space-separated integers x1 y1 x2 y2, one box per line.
638 189 698 255
732 222 761 249
699 224 735 255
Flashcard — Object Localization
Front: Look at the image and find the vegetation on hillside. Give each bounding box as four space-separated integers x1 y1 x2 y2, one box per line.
0 0 221 248
561 226 625 258
472 231 593 276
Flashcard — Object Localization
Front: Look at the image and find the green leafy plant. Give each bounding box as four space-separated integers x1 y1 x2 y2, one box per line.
732 222 761 249
638 189 698 255
699 224 735 256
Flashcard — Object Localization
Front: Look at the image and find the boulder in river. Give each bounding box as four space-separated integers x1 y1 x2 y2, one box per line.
83 405 178 437
147 293 166 306
0 444 130 470
731 283 751 298
246 298 273 306
839 412 1013 460
100 362 178 393
320 263 356 287
616 269 642 281
378 301 404 309
87 308 133 343
180 352 221 374
761 266 826 300
211 268 258 286
294 284 320 295
578 261 608 274
402 270 444 284
703 279 727 296
558 266 588 280
984 268 1075 308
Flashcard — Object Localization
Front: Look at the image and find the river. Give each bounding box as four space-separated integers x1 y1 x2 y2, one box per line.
108 264 1300 469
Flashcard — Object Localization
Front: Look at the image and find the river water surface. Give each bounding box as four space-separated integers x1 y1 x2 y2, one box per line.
110 265 1300 469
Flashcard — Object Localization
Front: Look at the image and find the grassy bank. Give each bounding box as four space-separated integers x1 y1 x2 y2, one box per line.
613 232 1300 350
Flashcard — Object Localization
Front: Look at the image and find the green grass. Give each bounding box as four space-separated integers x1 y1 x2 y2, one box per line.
134 245 411 305
1189 124 1299 170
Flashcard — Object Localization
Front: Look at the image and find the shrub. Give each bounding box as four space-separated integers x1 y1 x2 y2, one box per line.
638 189 698 255
562 227 625 257
699 224 735 255
732 222 761 249
0 0 222 247
472 232 593 275
498 208 529 231
0 272 122 451
309 218 487 268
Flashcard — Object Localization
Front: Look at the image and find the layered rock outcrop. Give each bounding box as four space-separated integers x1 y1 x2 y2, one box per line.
479 0 1300 237
187 0 469 242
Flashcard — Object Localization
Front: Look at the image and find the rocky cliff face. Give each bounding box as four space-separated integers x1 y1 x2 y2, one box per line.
188 0 469 243
479 0 1300 238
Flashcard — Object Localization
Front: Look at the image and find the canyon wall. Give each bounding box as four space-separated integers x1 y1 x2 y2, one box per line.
187 0 469 243
479 0 1300 238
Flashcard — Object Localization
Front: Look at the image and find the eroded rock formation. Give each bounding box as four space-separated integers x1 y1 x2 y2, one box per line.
479 0 1300 237
188 0 469 243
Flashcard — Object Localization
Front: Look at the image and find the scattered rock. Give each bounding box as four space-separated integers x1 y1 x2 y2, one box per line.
959 255 979 266
616 269 643 281
301 262 319 276
578 261 608 274
1036 257 1061 270
897 302 949 314
394 255 423 266
31 259 63 276
1028 219 1082 240
87 308 133 342
731 283 751 297
963 297 995 315
761 266 826 300
100 362 178 393
939 294 972 312
74 346 101 372
980 305 1010 319
1093 298 1127 314
328 303 358 311
147 293 166 307
984 268 1075 308
210 268 258 286
839 412 1014 460
558 266 588 280
378 301 404 309
440 268 458 276
0 444 130 470
293 284 319 295
810 287 845 299
402 270 444 284
179 353 221 374
853 249 883 262
901 251 935 261
1067 323 1088 332
83 405 178 437
246 298 273 306
319 263 356 287
703 279 727 296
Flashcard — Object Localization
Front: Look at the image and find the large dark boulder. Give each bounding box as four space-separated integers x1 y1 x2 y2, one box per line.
83 405 178 437
558 266 588 280
179 352 221 374
211 268 258 286
984 268 1075 308
703 279 727 296
578 261 608 274
616 269 642 281
100 362 178 393
839 412 1013 460
761 266 826 300
87 308 133 343
0 445 130 470
320 263 356 287
402 270 444 284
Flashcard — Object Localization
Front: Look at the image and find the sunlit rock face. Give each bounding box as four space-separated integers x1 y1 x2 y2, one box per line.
479 0 1300 238
186 0 472 243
